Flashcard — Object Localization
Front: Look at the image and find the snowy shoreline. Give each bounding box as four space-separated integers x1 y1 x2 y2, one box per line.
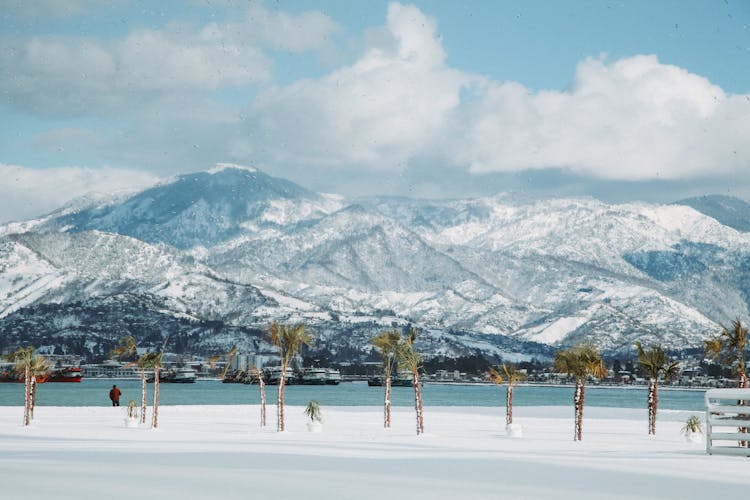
2 404 749 499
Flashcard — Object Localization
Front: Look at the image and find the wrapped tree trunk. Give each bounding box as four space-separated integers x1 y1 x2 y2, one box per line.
648 378 658 435
574 382 585 441
152 367 160 429
506 385 514 425
23 365 31 427
140 370 147 424
277 372 286 432
739 372 748 446
413 371 424 435
259 374 267 428
384 375 392 428
30 377 37 420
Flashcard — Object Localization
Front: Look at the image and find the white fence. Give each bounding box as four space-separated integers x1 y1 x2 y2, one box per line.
705 388 750 456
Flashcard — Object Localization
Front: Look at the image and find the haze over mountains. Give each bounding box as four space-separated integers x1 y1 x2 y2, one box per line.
2 164 749 361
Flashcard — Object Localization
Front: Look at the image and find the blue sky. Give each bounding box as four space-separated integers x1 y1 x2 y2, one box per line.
1 0 749 222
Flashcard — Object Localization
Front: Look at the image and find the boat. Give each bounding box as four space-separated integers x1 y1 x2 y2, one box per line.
148 367 197 383
48 366 82 382
263 366 296 385
367 373 413 387
0 363 81 383
324 368 341 385
299 367 328 385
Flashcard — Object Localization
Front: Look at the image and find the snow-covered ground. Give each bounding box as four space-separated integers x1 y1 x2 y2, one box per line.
1 404 748 499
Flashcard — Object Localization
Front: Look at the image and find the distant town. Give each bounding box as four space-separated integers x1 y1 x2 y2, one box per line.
15 350 738 389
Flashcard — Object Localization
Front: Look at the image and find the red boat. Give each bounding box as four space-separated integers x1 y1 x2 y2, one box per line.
0 366 82 383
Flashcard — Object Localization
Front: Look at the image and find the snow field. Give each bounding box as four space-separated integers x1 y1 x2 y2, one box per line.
1 405 749 499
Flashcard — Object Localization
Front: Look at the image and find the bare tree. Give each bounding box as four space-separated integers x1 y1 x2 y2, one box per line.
249 366 267 428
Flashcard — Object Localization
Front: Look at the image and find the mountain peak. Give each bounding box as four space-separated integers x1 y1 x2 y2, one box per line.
207 163 258 174
36 166 334 249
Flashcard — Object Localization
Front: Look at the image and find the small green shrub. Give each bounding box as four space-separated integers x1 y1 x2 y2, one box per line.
305 400 322 423
127 400 139 419
681 415 702 435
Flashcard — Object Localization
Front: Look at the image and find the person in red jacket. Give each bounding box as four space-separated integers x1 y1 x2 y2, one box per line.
109 385 122 406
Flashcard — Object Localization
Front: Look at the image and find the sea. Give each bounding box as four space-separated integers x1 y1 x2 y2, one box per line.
0 379 707 410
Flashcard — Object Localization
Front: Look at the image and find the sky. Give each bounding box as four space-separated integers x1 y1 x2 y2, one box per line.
0 0 749 223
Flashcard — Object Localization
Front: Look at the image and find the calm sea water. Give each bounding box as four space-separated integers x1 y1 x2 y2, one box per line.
0 379 706 410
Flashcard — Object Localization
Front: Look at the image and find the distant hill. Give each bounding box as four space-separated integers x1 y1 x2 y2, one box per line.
674 195 750 232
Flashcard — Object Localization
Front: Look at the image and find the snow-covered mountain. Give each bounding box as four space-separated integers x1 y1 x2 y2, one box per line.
2 165 749 359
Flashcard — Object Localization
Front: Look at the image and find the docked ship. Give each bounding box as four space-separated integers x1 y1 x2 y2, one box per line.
298 367 341 385
367 373 413 387
263 366 297 385
148 367 198 383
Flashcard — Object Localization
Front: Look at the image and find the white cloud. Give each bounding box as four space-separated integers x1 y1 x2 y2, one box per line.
244 3 750 183
249 2 473 168
243 2 340 54
0 30 271 114
455 55 750 181
0 2 340 115
0 164 160 224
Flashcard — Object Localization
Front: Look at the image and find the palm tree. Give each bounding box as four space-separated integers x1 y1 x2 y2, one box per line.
554 345 608 441
397 327 424 435
705 319 748 388
139 336 168 429
635 342 680 435
488 363 527 426
249 365 267 427
5 346 34 426
111 335 148 424
28 355 51 420
706 319 749 444
371 329 401 428
268 321 312 432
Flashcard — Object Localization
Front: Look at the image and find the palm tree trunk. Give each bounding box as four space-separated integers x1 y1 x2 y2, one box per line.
506 384 513 425
140 370 147 424
259 375 267 428
648 378 658 435
30 377 37 420
277 372 286 432
152 367 160 429
23 365 31 427
413 370 424 435
384 375 392 428
574 382 585 441
738 372 748 446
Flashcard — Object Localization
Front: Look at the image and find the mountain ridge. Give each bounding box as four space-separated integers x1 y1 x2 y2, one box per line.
2 165 748 359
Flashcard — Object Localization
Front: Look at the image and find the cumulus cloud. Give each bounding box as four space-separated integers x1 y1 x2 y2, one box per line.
0 164 159 224
242 3 750 184
455 55 750 181
249 3 473 168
